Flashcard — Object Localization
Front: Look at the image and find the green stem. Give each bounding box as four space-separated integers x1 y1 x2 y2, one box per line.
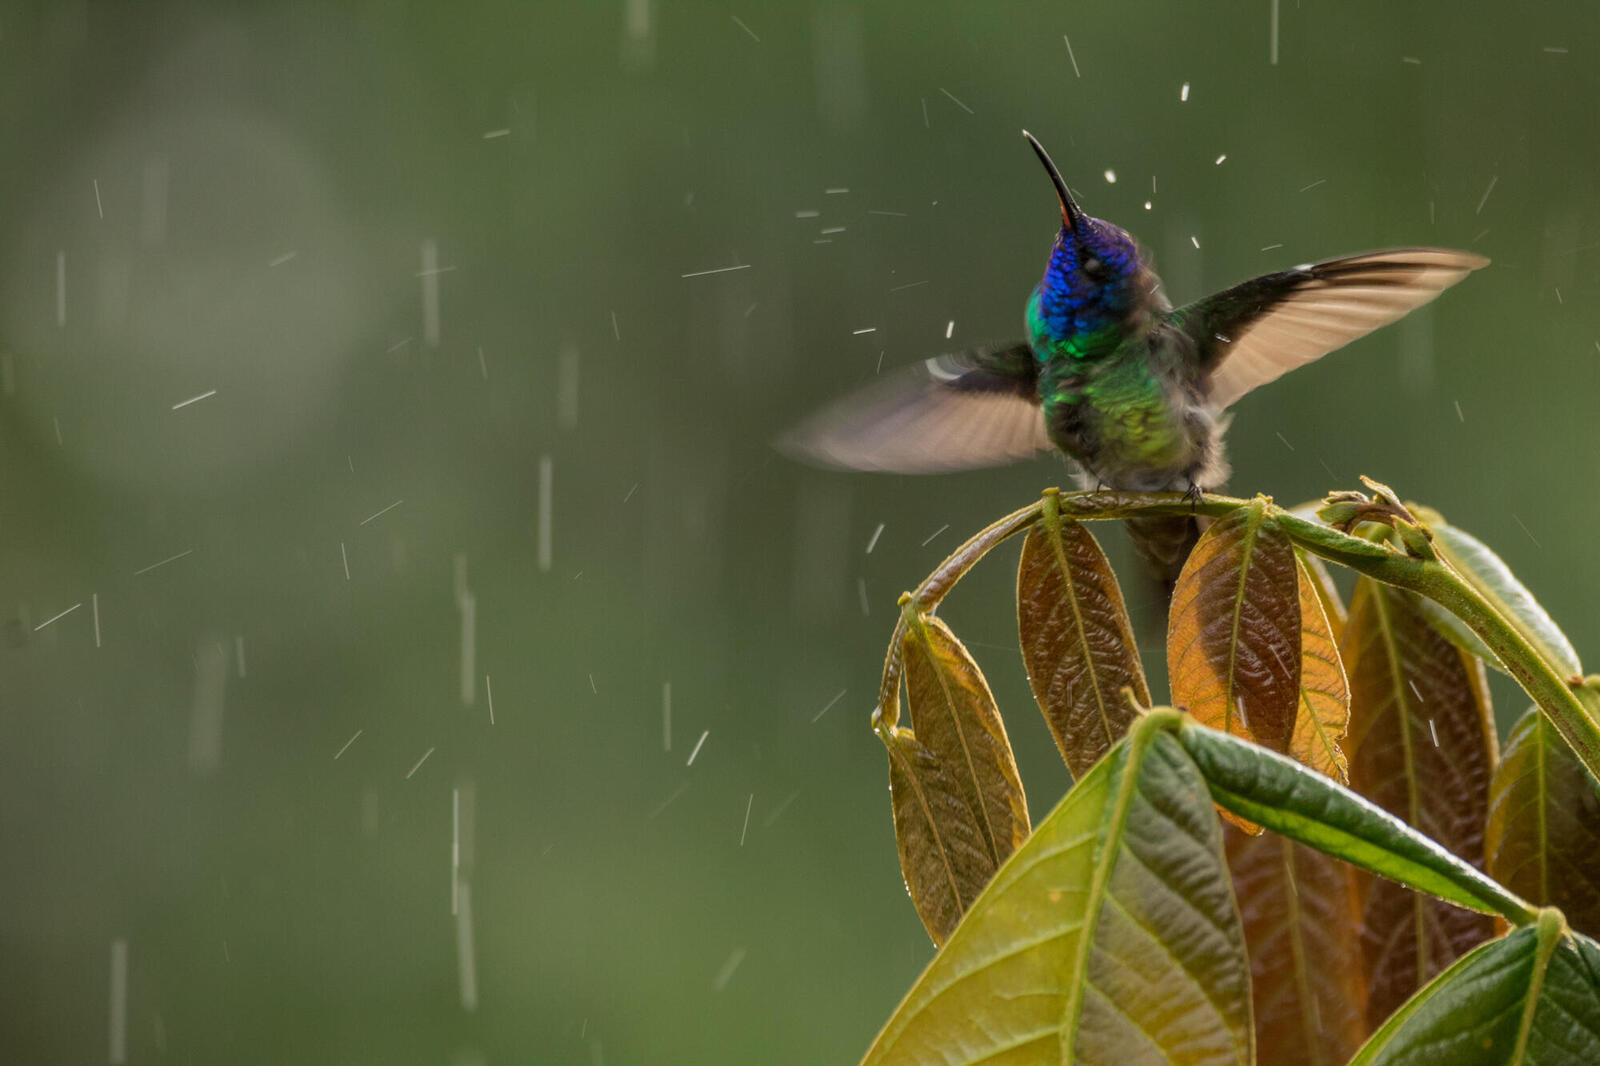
1053 489 1249 522
1416 569 1600 775
911 500 1046 610
875 497 1046 729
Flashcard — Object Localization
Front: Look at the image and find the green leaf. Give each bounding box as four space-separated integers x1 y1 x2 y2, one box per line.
1168 501 1301 754
1225 825 1367 1065
1017 493 1149 779
1343 578 1498 1026
861 712 1252 1066
879 724 998 946
1427 518 1582 679
1350 911 1600 1066
901 608 1029 868
1177 722 1536 925
1418 595 1509 676
1486 708 1600 939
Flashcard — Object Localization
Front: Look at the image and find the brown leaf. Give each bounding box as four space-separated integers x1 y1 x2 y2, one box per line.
1485 707 1600 938
1298 548 1347 639
1168 500 1301 754
1342 578 1496 1029
1017 504 1149 779
1289 557 1351 783
880 724 999 945
1225 824 1367 1064
901 610 1029 866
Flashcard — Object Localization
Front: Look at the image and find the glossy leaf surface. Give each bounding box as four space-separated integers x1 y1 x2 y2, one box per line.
1486 708 1600 938
1169 501 1300 754
881 725 998 945
861 716 1251 1066
1017 500 1149 778
1427 519 1582 678
1342 578 1497 1027
1225 825 1367 1065
1418 595 1507 677
1350 914 1600 1066
1180 722 1534 924
901 610 1029 868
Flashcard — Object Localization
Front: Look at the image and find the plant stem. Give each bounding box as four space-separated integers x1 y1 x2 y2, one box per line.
876 498 1047 727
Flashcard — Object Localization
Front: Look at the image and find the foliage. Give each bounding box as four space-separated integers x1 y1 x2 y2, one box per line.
862 479 1600 1065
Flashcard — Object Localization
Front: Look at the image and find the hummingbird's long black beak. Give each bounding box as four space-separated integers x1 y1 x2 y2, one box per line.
1022 130 1082 231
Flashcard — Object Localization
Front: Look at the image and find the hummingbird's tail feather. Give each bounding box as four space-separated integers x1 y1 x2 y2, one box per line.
1125 512 1202 609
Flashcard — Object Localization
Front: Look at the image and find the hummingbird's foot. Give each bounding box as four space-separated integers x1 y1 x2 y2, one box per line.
1183 482 1205 511
1089 479 1124 506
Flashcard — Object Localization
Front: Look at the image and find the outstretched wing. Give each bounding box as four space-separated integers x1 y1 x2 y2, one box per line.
776 342 1052 473
1177 248 1489 410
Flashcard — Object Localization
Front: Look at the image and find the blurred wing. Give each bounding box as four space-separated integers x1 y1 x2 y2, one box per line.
1179 248 1489 410
776 343 1053 473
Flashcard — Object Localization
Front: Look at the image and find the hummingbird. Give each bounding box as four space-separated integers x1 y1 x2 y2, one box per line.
780 131 1487 587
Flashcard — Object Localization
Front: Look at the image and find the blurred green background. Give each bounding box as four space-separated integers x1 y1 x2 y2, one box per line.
2 2 1597 1062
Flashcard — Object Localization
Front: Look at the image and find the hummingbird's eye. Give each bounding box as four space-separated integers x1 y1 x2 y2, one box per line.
1082 256 1103 277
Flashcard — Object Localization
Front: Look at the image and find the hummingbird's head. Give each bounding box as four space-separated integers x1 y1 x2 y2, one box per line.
1021 131 1157 360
